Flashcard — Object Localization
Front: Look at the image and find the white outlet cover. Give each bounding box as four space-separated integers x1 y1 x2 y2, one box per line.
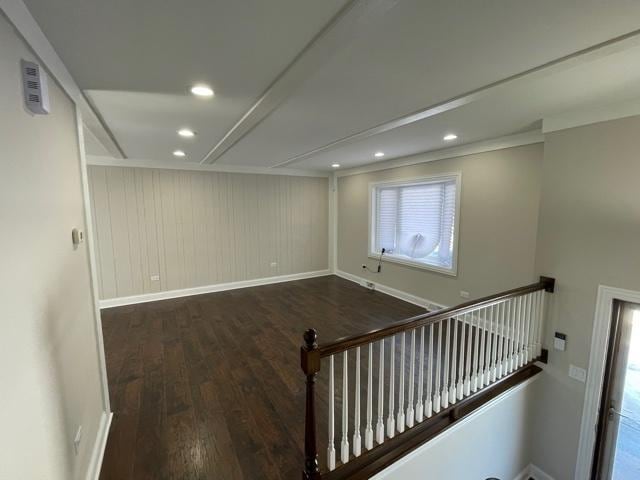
460 291 470 299
150 274 160 281
270 262 278 267
569 364 587 383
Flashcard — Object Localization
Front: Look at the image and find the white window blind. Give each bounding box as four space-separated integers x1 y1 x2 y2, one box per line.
372 176 458 272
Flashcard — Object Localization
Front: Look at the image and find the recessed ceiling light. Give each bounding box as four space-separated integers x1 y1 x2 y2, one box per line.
443 133 458 141
374 152 385 158
190 84 214 97
331 163 340 168
178 128 196 138
173 150 186 158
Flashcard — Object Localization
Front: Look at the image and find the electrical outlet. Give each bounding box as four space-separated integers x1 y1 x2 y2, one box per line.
569 364 587 383
150 274 160 281
270 262 278 268
460 291 470 299
364 281 375 290
73 425 82 455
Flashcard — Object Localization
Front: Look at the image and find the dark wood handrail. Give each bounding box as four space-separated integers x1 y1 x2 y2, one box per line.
317 276 555 357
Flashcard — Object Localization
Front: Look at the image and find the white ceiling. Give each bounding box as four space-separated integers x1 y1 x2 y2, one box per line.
23 0 640 172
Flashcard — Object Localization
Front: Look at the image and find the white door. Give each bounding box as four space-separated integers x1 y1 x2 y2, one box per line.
596 303 640 479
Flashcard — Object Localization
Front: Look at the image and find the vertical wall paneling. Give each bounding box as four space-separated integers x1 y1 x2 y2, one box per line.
88 166 329 300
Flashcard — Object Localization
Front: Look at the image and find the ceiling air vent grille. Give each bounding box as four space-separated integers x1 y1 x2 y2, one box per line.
21 59 50 115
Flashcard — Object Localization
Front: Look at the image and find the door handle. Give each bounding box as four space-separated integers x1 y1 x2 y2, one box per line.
608 404 625 421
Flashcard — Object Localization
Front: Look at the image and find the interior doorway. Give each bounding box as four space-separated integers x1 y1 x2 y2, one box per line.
592 300 640 479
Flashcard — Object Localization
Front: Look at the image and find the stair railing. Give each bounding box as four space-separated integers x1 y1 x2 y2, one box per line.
301 276 555 479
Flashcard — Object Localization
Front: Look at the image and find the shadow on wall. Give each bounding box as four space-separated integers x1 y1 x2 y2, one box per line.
42 269 94 479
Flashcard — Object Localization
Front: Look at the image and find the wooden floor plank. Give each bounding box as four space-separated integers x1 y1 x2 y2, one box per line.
99 275 425 480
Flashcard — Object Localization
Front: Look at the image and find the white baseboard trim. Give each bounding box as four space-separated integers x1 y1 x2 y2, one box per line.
86 411 113 480
99 269 331 308
513 463 555 480
335 269 447 311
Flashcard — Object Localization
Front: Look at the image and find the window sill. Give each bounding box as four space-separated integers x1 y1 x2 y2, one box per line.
368 253 457 276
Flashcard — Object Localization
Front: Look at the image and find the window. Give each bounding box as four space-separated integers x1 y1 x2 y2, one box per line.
369 174 460 274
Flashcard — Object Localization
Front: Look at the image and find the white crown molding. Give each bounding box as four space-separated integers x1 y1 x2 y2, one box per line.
335 131 543 178
575 284 640 480
87 155 329 178
543 97 640 133
335 269 446 311
86 411 113 480
99 270 331 308
0 0 123 158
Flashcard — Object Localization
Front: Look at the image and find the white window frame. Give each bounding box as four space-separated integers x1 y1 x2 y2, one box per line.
368 172 462 276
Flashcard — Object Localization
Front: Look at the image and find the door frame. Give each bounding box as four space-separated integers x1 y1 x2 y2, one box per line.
575 285 640 479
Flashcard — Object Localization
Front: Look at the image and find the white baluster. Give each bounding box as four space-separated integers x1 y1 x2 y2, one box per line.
510 298 520 373
327 355 336 471
503 299 511 374
534 290 541 358
497 302 506 379
491 304 499 382
407 329 416 428
353 347 361 457
397 332 406 433
426 323 434 417
465 312 473 396
365 343 374 450
478 308 487 389
482 305 493 385
434 319 443 413
387 336 396 438
537 290 545 357
527 292 538 361
472 308 481 393
520 294 531 366
518 295 527 367
509 298 520 372
443 317 451 409
376 339 385 444
529 292 536 360
416 326 425 423
510 299 517 371
450 316 459 404
341 350 349 464
456 314 465 400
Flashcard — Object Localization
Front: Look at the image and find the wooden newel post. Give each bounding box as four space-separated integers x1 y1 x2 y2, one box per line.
302 328 321 480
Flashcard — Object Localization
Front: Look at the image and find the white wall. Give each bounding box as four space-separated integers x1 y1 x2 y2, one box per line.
529 115 640 480
373 378 538 480
337 143 543 307
88 166 328 300
0 12 107 480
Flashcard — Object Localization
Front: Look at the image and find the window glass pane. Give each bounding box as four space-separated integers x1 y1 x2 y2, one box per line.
373 177 457 271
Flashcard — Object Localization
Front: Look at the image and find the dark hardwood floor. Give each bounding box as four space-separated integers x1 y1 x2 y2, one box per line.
99 275 425 480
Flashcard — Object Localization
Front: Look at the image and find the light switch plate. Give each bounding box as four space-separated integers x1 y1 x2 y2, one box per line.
569 364 587 383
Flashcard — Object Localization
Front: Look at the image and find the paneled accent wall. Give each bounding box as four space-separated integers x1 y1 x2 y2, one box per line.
88 166 328 300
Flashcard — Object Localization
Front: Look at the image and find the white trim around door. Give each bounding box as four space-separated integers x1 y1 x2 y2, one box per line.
574 284 640 479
